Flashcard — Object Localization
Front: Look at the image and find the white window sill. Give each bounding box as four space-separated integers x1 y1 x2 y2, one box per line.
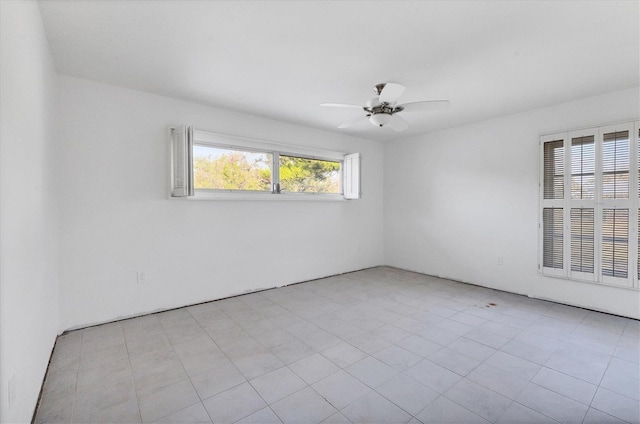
172 191 348 201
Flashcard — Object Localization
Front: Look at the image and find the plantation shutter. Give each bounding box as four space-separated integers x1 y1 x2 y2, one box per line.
171 125 194 197
571 135 595 199
602 131 630 199
540 122 639 289
343 153 360 199
570 208 594 273
602 209 629 278
543 140 564 199
543 208 564 269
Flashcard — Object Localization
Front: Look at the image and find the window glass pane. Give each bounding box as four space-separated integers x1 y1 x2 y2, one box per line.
602 131 629 199
570 208 594 273
279 155 340 193
193 145 272 191
543 208 563 269
543 140 564 199
602 209 628 278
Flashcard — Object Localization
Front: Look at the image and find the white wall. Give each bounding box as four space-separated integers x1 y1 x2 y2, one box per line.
56 75 384 330
0 1 60 422
384 87 640 319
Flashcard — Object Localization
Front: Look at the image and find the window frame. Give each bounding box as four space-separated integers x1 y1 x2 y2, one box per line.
538 120 640 290
171 127 359 201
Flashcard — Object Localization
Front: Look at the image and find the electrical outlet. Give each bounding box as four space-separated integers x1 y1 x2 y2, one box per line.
497 256 504 265
137 271 146 284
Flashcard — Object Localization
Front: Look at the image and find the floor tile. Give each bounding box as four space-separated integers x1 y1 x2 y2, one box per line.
320 412 352 423
74 398 141 424
427 347 481 376
466 362 529 399
321 341 368 368
516 383 588 423
531 367 597 405
348 333 392 354
500 338 556 365
405 359 462 394
138 379 200 423
231 351 284 379
376 373 439 415
289 353 341 384
33 268 640 424
153 402 212 423
485 351 541 381
590 387 640 424
299 329 342 351
236 407 283 423
496 402 556 423
271 387 337 424
250 366 307 404
463 328 510 349
270 339 316 364
443 379 511 422
545 344 610 384
346 356 399 388
191 362 246 400
582 407 628 423
600 357 640 400
447 337 496 362
341 391 412 424
253 328 296 349
415 395 490 424
396 335 443 358
373 345 422 371
312 370 371 410
202 382 266 424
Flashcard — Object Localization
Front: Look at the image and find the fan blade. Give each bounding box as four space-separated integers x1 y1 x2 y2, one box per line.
398 100 450 112
338 115 368 129
389 114 409 132
321 103 364 109
379 83 405 105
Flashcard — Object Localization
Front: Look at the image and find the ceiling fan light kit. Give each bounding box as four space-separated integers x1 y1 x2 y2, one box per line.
321 83 450 132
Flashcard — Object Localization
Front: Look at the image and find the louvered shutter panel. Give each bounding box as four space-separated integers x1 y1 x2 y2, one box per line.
171 125 194 197
543 140 564 199
602 131 629 199
570 208 594 273
602 209 628 278
543 208 563 269
571 135 595 199
343 153 360 199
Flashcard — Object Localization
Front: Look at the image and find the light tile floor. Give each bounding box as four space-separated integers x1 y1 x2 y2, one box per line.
35 267 640 423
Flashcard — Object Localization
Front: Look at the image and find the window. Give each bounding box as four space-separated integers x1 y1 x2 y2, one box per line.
539 121 639 288
194 145 272 191
170 126 360 200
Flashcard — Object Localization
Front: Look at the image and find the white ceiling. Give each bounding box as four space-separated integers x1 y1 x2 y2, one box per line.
39 1 639 142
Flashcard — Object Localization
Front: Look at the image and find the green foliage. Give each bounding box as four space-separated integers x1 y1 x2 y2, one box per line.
194 151 340 193
279 156 340 193
194 152 271 190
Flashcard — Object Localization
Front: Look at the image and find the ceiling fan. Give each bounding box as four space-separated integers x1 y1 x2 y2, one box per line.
321 83 450 132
